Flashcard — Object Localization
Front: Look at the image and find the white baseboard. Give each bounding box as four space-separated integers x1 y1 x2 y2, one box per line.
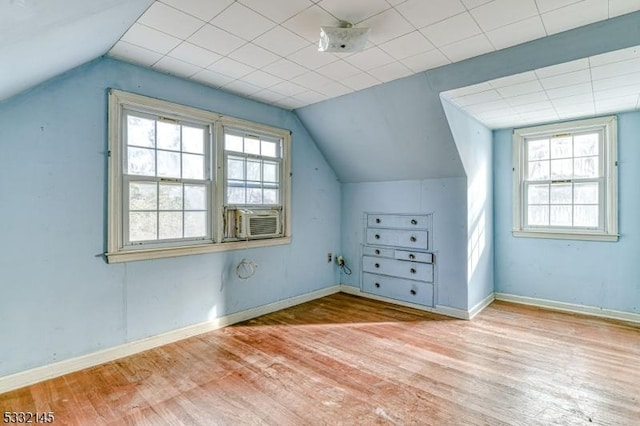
468 293 495 320
495 293 640 324
0 285 342 395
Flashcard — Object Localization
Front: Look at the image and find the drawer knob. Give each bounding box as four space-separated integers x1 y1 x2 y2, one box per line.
375 234 380 239
409 254 415 260
411 219 417 225
375 218 381 224
410 289 417 295
410 236 417 242
410 268 416 274
375 283 380 288
375 263 380 268
375 249 380 255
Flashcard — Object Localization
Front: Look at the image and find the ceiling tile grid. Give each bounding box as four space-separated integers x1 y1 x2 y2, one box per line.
108 0 640 110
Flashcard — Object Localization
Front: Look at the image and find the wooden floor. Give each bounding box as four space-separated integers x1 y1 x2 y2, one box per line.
1 293 639 425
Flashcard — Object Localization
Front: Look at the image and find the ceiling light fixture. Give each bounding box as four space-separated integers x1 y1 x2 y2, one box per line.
318 21 370 53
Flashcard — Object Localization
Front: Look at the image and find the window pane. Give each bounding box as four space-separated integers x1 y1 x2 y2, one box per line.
263 162 278 182
127 116 155 148
527 139 549 161
227 185 246 204
130 212 157 241
527 184 548 205
128 147 156 176
183 153 205 180
247 188 263 204
574 182 599 204
157 121 180 151
550 136 572 159
157 150 181 178
550 158 572 179
574 205 599 227
227 157 245 180
247 159 261 181
550 205 572 227
261 140 278 157
159 183 182 210
129 182 157 210
528 206 549 226
159 212 182 239
263 188 278 204
550 183 572 204
574 156 598 178
528 160 549 180
185 185 206 210
185 212 207 238
225 134 243 152
245 137 260 155
574 133 598 157
183 126 204 154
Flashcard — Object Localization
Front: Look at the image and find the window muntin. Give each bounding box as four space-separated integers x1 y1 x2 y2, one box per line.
513 116 618 241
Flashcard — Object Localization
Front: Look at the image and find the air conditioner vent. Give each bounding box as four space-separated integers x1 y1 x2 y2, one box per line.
235 209 281 239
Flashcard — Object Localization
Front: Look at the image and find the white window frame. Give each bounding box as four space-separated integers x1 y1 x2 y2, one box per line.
107 89 291 263
512 115 618 242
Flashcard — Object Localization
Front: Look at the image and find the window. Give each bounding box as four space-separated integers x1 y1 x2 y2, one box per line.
512 116 618 241
107 90 291 263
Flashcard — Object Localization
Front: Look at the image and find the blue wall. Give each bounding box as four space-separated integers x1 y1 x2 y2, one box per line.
0 57 341 377
493 111 640 313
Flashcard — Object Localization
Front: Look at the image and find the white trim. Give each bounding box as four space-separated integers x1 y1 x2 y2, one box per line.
495 293 640 324
468 292 495 319
0 285 341 394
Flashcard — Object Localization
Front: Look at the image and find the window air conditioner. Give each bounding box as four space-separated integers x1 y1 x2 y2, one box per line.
235 209 281 239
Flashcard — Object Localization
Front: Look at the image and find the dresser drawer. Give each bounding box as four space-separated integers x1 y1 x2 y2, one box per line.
366 228 429 250
362 273 434 306
367 213 429 230
394 250 433 263
362 256 434 282
362 246 394 258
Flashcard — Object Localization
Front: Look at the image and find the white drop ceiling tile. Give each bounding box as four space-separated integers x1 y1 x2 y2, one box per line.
509 101 554 114
367 61 413 82
289 45 339 69
461 0 493 9
282 5 337 43
316 60 362 81
545 82 593 99
420 12 481 47
378 32 434 61
476 108 520 121
401 49 451 72
496 80 544 98
188 24 245 55
444 82 493 99
168 42 221 68
344 47 395 71
486 117 525 129
591 57 640 80
504 91 550 107
251 89 288 103
291 90 328 104
341 72 381 91
121 23 182 55
517 109 559 123
138 2 204 40
439 34 494 63
534 0 582 14
270 81 308 97
488 71 537 89
159 0 234 22
277 97 307 109
316 81 353 97
541 0 608 35
262 59 308 80
152 56 202 78
470 0 538 32
228 43 280 68
396 0 466 29
241 70 284 88
592 72 640 92
360 8 414 45
608 0 640 17
485 16 547 50
210 2 275 41
292 71 334 89
190 69 235 88
555 103 595 118
540 69 591 90
317 0 390 24
589 46 640 67
239 0 313 23
594 95 639 113
386 0 409 5
454 89 502 107
109 41 163 67
534 58 589 78
223 79 263 96
594 84 640 100
550 93 594 107
464 99 511 113
208 57 255 79
253 26 311 57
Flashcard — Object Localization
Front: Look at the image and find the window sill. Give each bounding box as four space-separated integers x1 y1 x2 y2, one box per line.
512 230 619 242
106 237 292 263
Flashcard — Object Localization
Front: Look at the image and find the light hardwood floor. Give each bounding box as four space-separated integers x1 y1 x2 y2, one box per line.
1 293 639 425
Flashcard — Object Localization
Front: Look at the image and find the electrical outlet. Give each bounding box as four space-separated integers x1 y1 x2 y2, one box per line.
327 252 332 263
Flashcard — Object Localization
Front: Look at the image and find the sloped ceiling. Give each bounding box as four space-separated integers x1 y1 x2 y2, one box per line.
0 0 153 101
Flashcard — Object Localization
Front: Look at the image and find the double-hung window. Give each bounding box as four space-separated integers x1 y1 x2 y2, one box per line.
107 89 291 263
512 116 618 241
